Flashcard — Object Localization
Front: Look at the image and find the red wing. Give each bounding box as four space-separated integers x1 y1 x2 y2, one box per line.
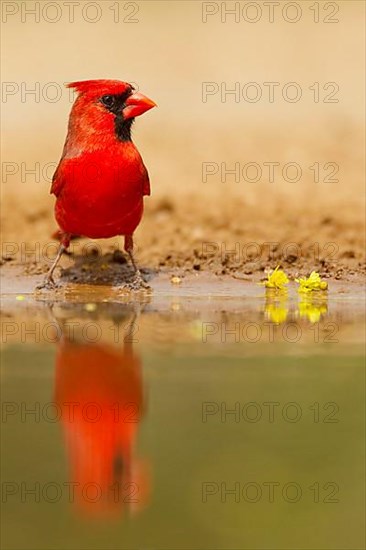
50 159 67 197
141 163 151 196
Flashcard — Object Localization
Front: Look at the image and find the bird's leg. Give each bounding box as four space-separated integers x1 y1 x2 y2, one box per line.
124 235 138 275
124 235 149 290
36 234 71 290
51 230 81 256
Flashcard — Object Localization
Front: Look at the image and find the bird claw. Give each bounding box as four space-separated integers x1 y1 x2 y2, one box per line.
123 271 151 292
35 278 60 291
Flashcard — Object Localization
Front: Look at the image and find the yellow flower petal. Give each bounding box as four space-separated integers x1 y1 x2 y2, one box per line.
262 266 289 289
296 271 328 293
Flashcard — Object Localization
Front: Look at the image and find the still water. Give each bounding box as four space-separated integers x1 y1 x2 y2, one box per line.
1 283 365 549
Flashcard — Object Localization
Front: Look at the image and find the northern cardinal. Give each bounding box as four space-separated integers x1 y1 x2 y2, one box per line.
54 314 149 518
39 79 156 289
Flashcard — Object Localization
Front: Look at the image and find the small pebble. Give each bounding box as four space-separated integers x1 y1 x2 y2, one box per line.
171 276 181 285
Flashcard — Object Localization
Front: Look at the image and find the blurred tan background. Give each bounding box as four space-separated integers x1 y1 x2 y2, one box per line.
1 0 365 270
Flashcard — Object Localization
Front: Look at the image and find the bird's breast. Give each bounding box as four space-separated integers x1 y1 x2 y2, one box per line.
54 146 147 238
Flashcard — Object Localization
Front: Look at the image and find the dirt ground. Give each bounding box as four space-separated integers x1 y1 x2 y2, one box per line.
1 192 365 287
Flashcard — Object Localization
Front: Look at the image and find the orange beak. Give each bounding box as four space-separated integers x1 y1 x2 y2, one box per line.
123 92 157 120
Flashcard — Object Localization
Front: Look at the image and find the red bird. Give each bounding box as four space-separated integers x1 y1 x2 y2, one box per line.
54 317 149 518
39 79 156 289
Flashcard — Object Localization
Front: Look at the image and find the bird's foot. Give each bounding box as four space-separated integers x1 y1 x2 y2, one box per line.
123 271 151 292
35 277 60 291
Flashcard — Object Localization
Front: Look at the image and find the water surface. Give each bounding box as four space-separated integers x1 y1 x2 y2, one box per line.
1 282 365 549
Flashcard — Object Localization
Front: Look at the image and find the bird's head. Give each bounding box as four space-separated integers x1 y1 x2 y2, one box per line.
66 79 156 149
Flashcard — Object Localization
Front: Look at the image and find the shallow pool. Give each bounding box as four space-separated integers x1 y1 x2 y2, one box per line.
1 280 365 549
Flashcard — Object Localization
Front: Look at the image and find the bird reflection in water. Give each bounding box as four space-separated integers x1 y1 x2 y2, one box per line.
53 308 149 518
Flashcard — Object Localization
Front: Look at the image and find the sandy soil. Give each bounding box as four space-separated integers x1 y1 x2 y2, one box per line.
1 192 365 285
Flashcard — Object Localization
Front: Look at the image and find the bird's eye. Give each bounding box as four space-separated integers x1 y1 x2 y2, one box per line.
100 95 115 108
